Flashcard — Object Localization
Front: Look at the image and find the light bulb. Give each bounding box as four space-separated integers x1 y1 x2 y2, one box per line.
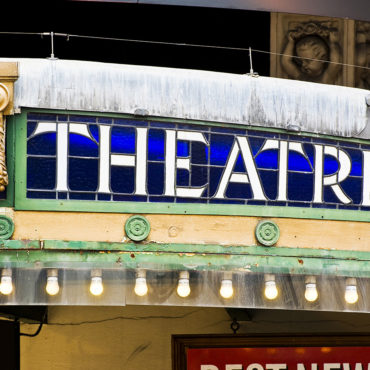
46 276 60 296
46 269 59 296
344 278 358 304
305 283 318 302
220 279 233 299
304 276 318 302
264 274 278 300
134 271 148 296
0 275 13 295
177 271 190 298
90 276 103 296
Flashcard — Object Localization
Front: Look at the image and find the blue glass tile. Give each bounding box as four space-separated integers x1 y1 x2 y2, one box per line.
234 154 247 172
323 155 339 175
191 141 208 165
303 144 315 167
113 195 147 202
338 205 360 210
345 148 362 176
211 126 245 135
289 135 312 143
255 149 278 169
90 125 100 143
57 115 68 122
288 172 313 202
314 137 337 145
147 163 164 195
148 129 165 161
312 203 337 209
98 117 112 124
178 123 209 132
210 135 234 166
57 192 67 199
177 168 189 187
27 157 56 189
323 187 343 204
27 191 56 199
176 197 207 203
341 177 362 205
209 198 245 204
225 182 252 200
209 167 223 197
111 127 136 154
149 196 175 203
341 141 359 149
69 132 98 157
190 166 208 188
150 121 175 129
259 169 277 200
288 151 312 172
360 143 370 150
250 130 279 139
28 132 56 156
177 140 189 157
247 200 267 205
114 118 146 127
267 201 287 207
28 113 57 121
69 115 96 123
111 167 135 194
27 122 37 136
288 202 311 208
69 193 96 200
249 137 265 156
98 193 111 201
68 158 98 191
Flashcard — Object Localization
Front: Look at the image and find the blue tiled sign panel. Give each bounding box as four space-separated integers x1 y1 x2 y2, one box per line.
26 113 370 213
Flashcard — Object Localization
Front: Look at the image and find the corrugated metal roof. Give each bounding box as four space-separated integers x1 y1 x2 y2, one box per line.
3 58 370 138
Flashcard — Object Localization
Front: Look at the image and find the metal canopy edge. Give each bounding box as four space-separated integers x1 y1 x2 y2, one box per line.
1 239 370 277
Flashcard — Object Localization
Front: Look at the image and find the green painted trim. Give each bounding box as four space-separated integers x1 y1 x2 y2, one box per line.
1 239 369 277
42 240 370 260
0 239 40 249
14 108 370 222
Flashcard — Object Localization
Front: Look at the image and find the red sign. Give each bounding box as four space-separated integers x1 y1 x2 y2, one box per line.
187 347 370 370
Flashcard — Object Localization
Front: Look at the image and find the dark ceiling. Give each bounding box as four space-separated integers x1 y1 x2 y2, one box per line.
0 1 270 75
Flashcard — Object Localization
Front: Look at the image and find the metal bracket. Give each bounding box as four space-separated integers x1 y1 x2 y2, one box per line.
225 307 253 323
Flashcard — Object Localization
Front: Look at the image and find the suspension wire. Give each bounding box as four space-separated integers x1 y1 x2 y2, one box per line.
0 31 369 71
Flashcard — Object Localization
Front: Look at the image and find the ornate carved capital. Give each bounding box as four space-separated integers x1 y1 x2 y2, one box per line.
0 62 18 192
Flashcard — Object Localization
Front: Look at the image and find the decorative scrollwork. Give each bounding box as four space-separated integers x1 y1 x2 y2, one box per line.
125 215 151 242
0 216 14 240
0 83 9 192
255 220 280 247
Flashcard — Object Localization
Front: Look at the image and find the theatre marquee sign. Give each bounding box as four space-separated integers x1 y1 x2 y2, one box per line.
172 335 370 370
15 111 370 221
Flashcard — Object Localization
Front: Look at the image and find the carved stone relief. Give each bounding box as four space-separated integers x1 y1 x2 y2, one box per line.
355 21 370 89
0 62 18 192
0 84 10 191
271 13 346 86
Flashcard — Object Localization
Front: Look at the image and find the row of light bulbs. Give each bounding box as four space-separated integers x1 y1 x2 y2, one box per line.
0 269 361 305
